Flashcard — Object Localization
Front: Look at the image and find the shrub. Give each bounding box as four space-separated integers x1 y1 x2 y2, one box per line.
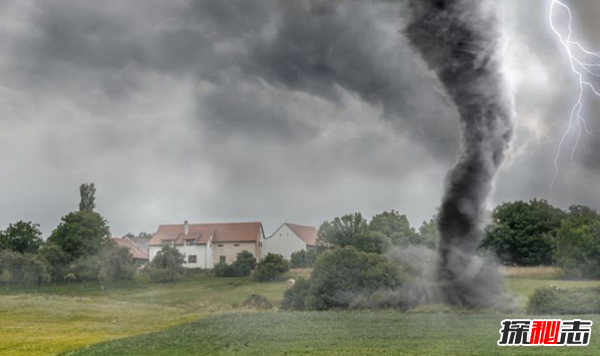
290 249 319 268
282 246 407 311
214 251 257 278
23 254 51 290
281 278 311 311
527 286 600 314
68 255 103 283
255 253 290 282
0 250 27 284
242 294 272 309
214 262 234 277
150 245 185 282
231 251 256 277
101 246 136 281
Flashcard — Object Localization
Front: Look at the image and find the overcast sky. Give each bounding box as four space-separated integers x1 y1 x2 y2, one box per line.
0 0 598 237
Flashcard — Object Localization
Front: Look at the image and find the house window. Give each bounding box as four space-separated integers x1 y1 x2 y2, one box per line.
188 255 197 263
217 244 224 247
185 239 195 246
234 243 240 247
219 256 226 263
259 242 263 247
162 240 173 246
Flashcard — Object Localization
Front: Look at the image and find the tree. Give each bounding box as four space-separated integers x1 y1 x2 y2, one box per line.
565 205 600 227
369 211 419 247
290 249 319 268
48 211 110 262
1 221 43 254
417 218 438 249
553 220 600 278
79 183 96 212
214 251 258 278
482 199 565 265
319 213 388 253
23 255 51 291
68 255 103 285
149 246 185 282
0 231 7 251
230 250 256 277
100 245 135 281
38 243 69 281
0 250 27 284
255 253 290 282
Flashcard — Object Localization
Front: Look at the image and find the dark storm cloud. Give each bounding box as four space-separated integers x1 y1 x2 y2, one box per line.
0 0 598 237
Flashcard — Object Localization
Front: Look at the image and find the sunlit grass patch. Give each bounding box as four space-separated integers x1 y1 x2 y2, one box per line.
0 294 201 356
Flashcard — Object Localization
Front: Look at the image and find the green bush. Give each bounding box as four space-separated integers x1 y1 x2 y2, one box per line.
231 251 256 277
527 286 600 314
150 246 185 282
255 253 290 282
214 251 257 277
0 250 27 284
214 262 234 277
282 247 408 311
281 278 311 311
306 247 406 310
290 250 319 268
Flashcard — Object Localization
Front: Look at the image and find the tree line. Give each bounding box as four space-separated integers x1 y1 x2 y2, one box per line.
0 183 134 291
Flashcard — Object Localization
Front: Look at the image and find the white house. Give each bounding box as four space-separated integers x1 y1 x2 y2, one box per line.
148 221 265 268
263 223 318 260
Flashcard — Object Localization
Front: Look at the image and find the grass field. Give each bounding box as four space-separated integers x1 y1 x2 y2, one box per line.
61 312 600 356
1 268 600 356
0 274 298 356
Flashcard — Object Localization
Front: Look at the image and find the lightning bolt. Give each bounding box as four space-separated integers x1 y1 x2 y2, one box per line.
548 0 600 200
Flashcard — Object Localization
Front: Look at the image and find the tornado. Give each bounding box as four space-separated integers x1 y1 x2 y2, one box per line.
405 0 515 307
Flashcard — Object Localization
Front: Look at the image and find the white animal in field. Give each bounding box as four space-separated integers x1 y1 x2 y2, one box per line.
286 279 296 288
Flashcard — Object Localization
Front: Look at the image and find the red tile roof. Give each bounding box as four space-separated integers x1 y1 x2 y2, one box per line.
112 237 149 260
285 223 318 246
148 222 263 246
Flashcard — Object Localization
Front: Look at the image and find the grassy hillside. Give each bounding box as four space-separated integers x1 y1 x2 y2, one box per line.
63 312 600 356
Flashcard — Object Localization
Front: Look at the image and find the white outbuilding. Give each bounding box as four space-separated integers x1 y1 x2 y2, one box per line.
263 223 318 260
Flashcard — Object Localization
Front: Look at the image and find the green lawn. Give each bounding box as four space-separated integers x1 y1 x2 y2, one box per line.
63 312 600 356
1 269 599 356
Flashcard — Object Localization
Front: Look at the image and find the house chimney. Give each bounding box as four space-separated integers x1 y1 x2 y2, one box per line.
184 220 189 235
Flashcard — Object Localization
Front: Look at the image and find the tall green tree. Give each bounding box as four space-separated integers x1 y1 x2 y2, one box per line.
417 218 438 249
319 213 388 253
0 221 43 254
79 183 96 212
23 255 51 291
369 210 419 246
149 246 185 282
552 206 600 278
38 243 69 281
482 199 565 265
48 211 110 262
